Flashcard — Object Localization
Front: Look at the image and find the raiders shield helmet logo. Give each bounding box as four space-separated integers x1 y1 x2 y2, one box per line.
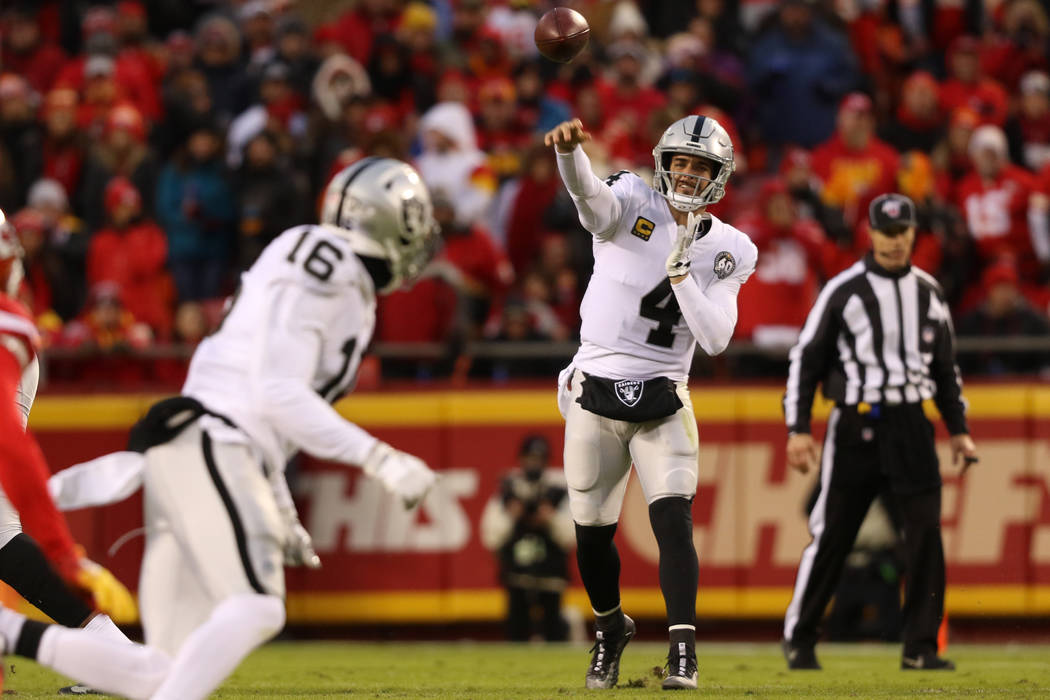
614 379 643 407
713 251 736 279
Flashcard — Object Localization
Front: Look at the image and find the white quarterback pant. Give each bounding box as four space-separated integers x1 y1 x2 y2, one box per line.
560 368 700 526
139 419 285 655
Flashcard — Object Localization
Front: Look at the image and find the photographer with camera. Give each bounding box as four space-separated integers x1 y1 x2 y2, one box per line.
481 435 575 641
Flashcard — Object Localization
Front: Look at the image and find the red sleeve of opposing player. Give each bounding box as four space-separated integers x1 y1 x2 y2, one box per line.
0 348 79 577
0 298 40 365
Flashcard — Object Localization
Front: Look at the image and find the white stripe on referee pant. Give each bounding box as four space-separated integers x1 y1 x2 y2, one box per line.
783 407 840 643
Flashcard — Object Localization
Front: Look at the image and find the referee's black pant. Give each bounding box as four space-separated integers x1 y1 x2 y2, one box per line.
784 402 945 658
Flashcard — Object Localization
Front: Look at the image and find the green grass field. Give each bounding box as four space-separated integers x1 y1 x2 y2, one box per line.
5 642 1049 698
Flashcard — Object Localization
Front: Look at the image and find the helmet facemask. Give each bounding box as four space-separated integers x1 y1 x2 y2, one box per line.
654 152 726 212
652 115 735 212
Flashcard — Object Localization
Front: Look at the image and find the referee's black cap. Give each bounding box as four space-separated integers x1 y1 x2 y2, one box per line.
869 193 918 233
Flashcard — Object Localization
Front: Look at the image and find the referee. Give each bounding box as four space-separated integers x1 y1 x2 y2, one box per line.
780 193 978 671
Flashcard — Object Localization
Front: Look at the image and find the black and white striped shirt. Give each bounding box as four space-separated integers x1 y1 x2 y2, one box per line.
783 253 968 435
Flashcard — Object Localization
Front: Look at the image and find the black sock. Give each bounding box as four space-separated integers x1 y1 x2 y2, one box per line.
649 497 698 630
670 627 696 650
574 522 622 618
14 618 48 659
0 534 92 627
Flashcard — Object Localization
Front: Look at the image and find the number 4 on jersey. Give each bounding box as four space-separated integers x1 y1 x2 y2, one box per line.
640 279 682 348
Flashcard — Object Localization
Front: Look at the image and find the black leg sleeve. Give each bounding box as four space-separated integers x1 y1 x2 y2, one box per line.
574 522 621 615
0 534 92 627
648 496 698 629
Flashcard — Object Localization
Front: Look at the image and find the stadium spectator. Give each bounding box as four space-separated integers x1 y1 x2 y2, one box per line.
78 102 159 231
880 71 946 155
22 179 86 320
87 177 172 336
895 151 973 303
983 0 1050 92
232 130 309 270
734 178 836 352
513 58 572 135
476 77 529 182
779 146 851 246
226 61 307 169
40 88 84 199
596 40 666 166
748 0 860 149
0 73 44 209
939 35 1008 127
155 121 235 302
0 6 67 94
955 124 1049 294
195 14 248 124
416 101 496 230
497 144 562 274
812 92 900 230
431 190 515 341
60 281 151 353
157 68 216 158
53 6 160 124
957 260 1050 375
1005 70 1050 171
481 435 574 642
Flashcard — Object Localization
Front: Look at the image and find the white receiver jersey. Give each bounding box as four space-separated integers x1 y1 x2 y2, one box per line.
574 171 757 381
183 224 378 473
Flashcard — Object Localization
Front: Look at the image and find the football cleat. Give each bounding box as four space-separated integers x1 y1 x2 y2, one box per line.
585 615 635 689
662 641 698 690
901 654 955 670
782 639 821 670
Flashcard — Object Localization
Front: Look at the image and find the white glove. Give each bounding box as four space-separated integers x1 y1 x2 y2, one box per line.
666 211 704 278
283 517 322 569
362 442 436 509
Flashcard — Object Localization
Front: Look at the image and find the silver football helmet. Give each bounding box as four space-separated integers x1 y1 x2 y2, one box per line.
320 157 439 293
652 115 735 211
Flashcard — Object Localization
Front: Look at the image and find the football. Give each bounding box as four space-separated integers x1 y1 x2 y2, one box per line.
534 7 590 63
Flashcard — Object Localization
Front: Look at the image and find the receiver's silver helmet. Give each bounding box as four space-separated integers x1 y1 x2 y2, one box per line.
321 157 438 293
652 115 735 211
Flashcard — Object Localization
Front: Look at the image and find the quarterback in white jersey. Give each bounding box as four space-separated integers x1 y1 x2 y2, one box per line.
544 116 756 690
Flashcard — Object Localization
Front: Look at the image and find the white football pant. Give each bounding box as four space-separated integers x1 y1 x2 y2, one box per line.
139 420 285 656
560 368 700 526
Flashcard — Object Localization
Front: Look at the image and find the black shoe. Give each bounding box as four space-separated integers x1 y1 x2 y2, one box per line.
901 654 955 670
782 639 821 670
58 686 103 695
585 615 635 689
662 641 698 689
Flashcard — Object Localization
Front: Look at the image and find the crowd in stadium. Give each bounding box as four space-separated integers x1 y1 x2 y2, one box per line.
1 0 1048 383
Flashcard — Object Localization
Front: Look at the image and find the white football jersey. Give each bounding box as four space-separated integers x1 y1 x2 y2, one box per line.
574 172 757 381
183 224 377 472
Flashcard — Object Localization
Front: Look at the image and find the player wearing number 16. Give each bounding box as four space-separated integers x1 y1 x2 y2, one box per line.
543 117 757 690
43 158 442 700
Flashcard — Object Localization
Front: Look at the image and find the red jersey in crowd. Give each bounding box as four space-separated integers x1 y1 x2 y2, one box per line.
812 133 900 227
955 164 1046 277
733 206 835 343
88 220 172 335
939 78 1008 127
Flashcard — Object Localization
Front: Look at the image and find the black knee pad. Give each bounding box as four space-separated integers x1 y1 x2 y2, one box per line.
649 496 693 549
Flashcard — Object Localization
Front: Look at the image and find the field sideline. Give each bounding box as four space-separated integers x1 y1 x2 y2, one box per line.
5 641 1049 698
